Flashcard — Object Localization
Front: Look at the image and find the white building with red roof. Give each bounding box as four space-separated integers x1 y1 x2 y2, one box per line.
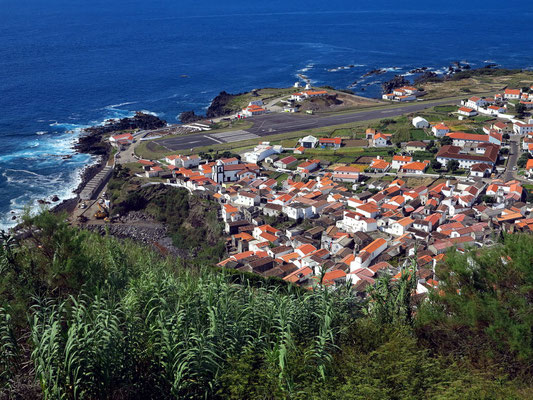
466 96 487 109
109 132 134 147
432 123 449 137
337 211 377 233
332 166 360 183
350 238 387 270
391 155 412 170
372 132 392 147
400 160 429 174
319 137 342 149
514 122 533 135
242 104 267 117
504 88 521 100
458 107 477 117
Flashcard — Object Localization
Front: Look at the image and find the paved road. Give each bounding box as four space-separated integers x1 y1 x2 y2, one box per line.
502 135 521 181
157 98 460 151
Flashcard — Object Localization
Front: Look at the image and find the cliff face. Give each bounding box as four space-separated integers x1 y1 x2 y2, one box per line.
206 91 243 118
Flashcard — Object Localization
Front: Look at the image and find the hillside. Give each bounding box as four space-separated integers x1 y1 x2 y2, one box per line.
0 212 532 399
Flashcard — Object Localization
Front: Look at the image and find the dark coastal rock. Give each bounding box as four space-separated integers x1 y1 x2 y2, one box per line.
414 71 439 85
37 199 50 205
408 67 429 74
85 112 166 136
362 68 386 77
179 110 203 123
76 112 166 157
51 195 59 202
206 91 244 118
381 75 410 93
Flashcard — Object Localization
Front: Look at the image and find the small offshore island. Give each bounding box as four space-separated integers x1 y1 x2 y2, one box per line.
3 66 533 398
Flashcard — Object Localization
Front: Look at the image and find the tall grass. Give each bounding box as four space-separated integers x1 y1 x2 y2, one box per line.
27 257 359 399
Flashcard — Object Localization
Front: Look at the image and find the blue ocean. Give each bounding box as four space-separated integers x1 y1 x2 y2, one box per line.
1 0 532 228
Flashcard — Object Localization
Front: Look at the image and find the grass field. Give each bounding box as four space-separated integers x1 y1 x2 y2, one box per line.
422 70 533 99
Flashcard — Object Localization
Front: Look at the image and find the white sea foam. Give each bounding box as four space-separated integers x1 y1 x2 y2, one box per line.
139 110 160 117
36 131 47 135
298 63 315 73
326 64 365 72
382 67 402 72
105 101 138 108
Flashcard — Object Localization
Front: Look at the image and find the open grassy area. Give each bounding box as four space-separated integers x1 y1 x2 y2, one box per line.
422 70 533 99
135 140 172 160
225 87 297 111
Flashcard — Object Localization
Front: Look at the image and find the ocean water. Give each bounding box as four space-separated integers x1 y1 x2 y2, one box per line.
1 0 532 228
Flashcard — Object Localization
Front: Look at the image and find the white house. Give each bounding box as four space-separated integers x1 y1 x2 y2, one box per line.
165 154 201 168
372 133 391 147
432 123 449 137
504 88 521 100
458 107 477 117
332 166 360 183
400 161 429 175
514 122 533 135
487 105 506 114
350 238 387 271
397 95 416 102
241 104 267 117
412 116 429 128
109 133 134 147
283 203 314 220
235 191 260 207
391 155 412 170
386 217 414 236
337 211 377 233
297 159 320 174
274 156 298 169
466 96 487 109
470 163 492 178
447 132 491 147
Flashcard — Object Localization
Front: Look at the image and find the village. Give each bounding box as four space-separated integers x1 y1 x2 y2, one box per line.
94 83 533 297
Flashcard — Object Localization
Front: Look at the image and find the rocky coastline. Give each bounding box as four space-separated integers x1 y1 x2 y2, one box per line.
49 113 166 217
179 90 246 122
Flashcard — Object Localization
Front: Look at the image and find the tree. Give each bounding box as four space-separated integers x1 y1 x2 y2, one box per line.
500 148 509 155
448 160 459 172
430 159 441 171
482 195 495 204
517 153 531 168
440 136 452 146
515 103 526 117
425 140 435 151
503 133 510 140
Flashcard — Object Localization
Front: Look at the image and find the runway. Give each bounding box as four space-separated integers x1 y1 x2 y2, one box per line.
157 99 460 152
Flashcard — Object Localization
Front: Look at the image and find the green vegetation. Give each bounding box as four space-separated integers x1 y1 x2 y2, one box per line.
517 153 532 168
1 212 533 398
409 128 433 140
116 185 225 263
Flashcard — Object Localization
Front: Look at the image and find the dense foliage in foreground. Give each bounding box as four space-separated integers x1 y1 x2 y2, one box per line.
0 212 532 399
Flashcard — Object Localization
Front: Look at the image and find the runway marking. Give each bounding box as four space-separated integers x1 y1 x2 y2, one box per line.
205 135 223 144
